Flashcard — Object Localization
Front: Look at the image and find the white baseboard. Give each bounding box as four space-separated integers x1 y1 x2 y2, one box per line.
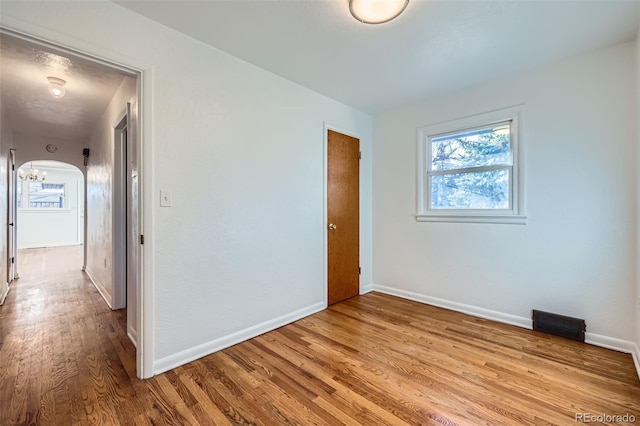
584 332 638 354
632 343 640 381
360 283 373 295
127 324 138 348
372 284 640 379
153 301 326 375
84 267 113 309
0 282 9 305
372 284 532 329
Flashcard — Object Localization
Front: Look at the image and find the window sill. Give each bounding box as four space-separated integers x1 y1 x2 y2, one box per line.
18 208 71 213
415 213 527 225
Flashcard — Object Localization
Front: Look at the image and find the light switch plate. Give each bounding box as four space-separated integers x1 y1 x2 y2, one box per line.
160 190 172 207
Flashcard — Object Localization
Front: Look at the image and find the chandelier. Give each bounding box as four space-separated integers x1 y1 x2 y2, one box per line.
18 163 46 183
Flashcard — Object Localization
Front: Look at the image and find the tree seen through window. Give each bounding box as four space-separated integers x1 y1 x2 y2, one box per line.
430 124 512 209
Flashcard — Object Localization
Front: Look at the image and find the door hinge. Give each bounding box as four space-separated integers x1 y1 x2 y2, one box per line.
358 266 361 275
140 235 144 245
11 257 14 264
12 164 14 171
358 151 362 160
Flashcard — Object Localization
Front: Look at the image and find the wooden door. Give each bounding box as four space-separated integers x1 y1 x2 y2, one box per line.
327 130 359 305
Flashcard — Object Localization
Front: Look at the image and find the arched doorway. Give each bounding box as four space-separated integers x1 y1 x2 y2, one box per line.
16 160 84 256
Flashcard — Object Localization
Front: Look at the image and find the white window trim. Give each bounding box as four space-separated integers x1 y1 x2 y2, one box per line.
416 105 526 224
18 208 71 214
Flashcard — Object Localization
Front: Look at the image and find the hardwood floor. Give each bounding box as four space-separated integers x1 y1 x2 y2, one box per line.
1 246 639 425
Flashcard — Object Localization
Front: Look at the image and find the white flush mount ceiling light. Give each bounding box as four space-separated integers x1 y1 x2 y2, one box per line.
349 0 409 24
47 77 66 98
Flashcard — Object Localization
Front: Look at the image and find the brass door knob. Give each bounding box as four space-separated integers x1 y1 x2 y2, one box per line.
328 223 337 230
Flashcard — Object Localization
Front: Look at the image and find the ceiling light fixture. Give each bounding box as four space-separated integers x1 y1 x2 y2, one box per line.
47 77 66 98
18 162 46 183
349 0 409 24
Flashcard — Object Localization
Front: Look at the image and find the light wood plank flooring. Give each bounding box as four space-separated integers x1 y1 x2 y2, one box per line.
1 246 639 425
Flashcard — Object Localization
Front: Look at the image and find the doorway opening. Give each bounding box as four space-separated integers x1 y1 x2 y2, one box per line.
1 28 145 377
15 160 84 253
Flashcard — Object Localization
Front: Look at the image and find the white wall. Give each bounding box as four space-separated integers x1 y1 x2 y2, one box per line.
85 76 136 309
636 29 640 366
17 165 83 249
0 1 373 375
12 133 86 172
373 42 637 344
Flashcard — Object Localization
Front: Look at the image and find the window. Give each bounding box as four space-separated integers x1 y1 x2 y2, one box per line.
19 182 66 209
417 106 525 224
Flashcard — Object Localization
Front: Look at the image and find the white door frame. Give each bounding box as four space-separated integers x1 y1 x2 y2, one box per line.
113 107 140 348
8 149 17 283
125 99 141 352
113 112 128 310
0 26 151 378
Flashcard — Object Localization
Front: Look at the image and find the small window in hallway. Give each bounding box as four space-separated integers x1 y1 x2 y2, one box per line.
27 182 66 208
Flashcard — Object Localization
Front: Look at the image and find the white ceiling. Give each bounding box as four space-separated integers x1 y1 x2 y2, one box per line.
0 33 131 143
116 0 640 113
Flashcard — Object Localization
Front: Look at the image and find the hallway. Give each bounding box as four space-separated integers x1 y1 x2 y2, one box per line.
0 246 141 424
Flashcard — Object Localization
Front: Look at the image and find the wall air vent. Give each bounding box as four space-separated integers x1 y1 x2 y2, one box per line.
532 310 585 342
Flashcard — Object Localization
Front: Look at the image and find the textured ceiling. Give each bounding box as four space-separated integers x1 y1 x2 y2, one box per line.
116 0 640 113
0 33 131 143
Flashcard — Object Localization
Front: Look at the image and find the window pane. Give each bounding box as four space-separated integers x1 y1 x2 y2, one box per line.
431 124 511 171
431 169 510 209
29 182 65 208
